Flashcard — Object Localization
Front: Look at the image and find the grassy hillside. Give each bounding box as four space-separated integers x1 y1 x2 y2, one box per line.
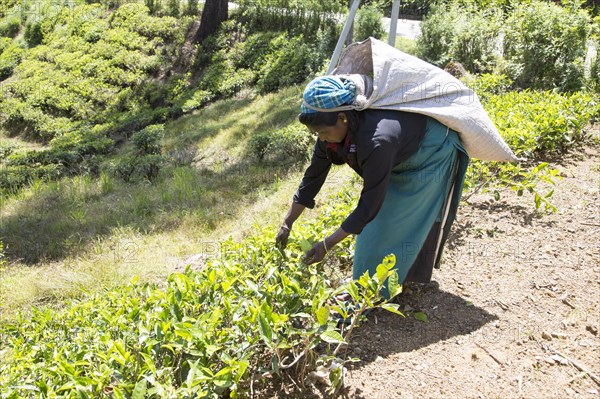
0 84 357 316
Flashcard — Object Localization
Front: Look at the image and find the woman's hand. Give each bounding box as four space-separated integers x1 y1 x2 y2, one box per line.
275 203 306 249
302 241 329 264
302 228 350 264
275 225 291 249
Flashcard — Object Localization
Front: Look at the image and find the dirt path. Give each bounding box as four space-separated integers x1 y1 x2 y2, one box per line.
337 144 600 398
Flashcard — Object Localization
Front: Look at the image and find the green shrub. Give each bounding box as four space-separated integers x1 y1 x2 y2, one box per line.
185 0 199 15
108 153 165 182
248 132 272 161
0 182 403 398
0 163 64 191
416 4 462 68
417 4 501 73
249 123 312 163
461 73 512 102
0 41 24 80
355 4 386 42
181 89 214 113
451 9 501 74
485 90 598 158
256 35 324 94
131 124 164 155
24 21 44 47
503 1 591 91
199 50 254 99
166 0 180 17
50 131 114 156
0 15 21 38
0 37 12 54
231 31 280 72
0 144 15 161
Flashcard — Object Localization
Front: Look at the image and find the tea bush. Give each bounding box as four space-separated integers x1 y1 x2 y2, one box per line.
0 41 24 80
0 186 402 398
256 34 325 93
417 1 591 87
249 123 312 163
0 15 20 38
417 4 502 74
108 153 166 182
463 74 599 211
415 4 462 68
131 124 165 156
486 90 597 158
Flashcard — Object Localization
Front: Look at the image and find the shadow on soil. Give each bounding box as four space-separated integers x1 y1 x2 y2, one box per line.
267 283 498 399
344 282 498 365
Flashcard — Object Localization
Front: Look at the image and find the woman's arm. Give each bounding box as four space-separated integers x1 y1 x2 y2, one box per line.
275 202 306 248
276 139 332 248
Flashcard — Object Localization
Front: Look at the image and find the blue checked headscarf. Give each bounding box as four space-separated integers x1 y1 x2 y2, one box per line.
300 76 356 114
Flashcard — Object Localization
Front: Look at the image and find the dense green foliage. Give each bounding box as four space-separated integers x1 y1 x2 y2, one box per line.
1 1 599 396
417 0 592 91
248 122 312 162
463 74 599 211
503 1 591 91
235 0 346 38
0 0 340 195
354 4 386 42
0 187 403 398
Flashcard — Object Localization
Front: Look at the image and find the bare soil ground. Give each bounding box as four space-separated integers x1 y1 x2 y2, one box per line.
275 143 600 398
343 144 600 398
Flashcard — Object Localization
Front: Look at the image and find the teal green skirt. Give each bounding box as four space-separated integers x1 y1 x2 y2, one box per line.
352 117 469 297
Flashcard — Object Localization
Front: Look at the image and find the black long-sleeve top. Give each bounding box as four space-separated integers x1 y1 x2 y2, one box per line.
293 109 428 234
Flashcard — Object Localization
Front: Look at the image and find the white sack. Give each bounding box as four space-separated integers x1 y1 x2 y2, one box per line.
327 38 518 162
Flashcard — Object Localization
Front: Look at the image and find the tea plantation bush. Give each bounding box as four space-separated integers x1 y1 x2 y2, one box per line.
417 4 501 73
503 1 591 91
0 2 192 193
248 123 312 162
463 73 599 211
0 187 402 398
0 0 341 195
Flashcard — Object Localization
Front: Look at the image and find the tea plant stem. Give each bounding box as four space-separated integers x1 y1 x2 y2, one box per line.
333 304 367 357
280 349 308 369
463 176 495 202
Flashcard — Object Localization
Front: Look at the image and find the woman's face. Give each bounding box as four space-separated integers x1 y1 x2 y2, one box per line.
310 113 349 144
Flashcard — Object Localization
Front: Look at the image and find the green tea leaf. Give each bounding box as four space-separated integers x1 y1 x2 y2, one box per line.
381 303 404 316
131 379 147 399
258 313 273 344
320 330 346 344
299 239 313 252
315 306 329 325
413 311 429 323
347 281 359 301
387 272 400 297
376 264 388 284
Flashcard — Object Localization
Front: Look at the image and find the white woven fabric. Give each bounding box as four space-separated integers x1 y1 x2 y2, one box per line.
325 38 518 162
